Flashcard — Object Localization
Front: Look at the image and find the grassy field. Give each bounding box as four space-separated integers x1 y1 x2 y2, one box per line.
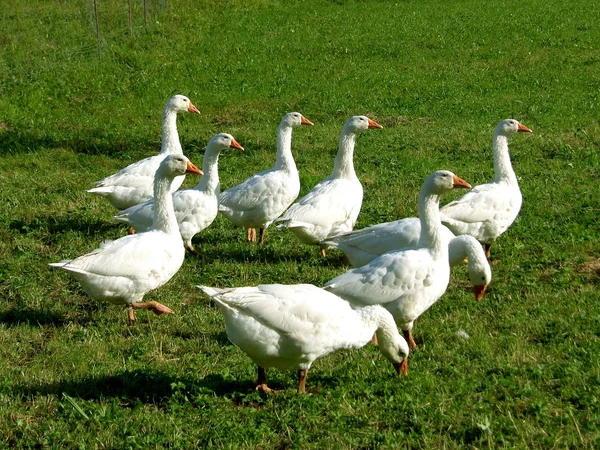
1 0 599 447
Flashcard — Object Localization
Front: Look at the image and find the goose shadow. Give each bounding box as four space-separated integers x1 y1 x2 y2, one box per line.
169 329 230 347
0 125 151 157
9 211 124 239
17 369 186 404
195 243 332 267
0 306 67 328
0 302 98 328
15 369 266 404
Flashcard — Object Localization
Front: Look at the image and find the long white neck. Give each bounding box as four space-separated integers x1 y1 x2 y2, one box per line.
370 307 400 343
454 235 489 277
160 108 183 156
152 172 180 235
357 305 408 362
353 305 390 340
195 145 221 196
492 132 518 185
331 130 357 179
274 124 296 172
417 189 446 258
448 235 472 266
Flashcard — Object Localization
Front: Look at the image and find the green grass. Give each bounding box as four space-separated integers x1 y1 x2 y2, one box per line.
1 0 600 447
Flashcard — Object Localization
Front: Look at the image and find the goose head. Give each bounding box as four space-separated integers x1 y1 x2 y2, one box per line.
166 94 201 115
343 115 383 134
495 119 533 136
377 328 411 376
448 235 492 301
471 264 492 301
422 170 471 196
209 133 244 152
281 112 314 128
465 241 492 301
158 154 203 178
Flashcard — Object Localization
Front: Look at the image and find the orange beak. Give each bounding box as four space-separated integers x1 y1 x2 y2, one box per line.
301 116 314 126
452 175 472 189
517 122 533 133
393 359 409 376
229 138 244 151
474 284 487 301
186 160 203 175
398 358 408 377
187 102 200 115
367 118 383 129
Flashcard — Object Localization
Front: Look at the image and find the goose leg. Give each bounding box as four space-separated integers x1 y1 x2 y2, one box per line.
258 228 266 244
255 366 273 393
370 333 378 346
484 243 492 259
403 329 418 350
186 242 203 257
132 301 174 316
127 227 136 235
247 228 257 242
127 307 136 326
320 248 327 257
297 369 308 393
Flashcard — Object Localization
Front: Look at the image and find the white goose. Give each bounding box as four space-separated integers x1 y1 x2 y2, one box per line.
440 119 533 258
51 154 202 325
88 95 200 210
324 171 471 350
114 133 244 254
218 112 313 244
276 116 382 256
198 283 410 393
323 218 491 300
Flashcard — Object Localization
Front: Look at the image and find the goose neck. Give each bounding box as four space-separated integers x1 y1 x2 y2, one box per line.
356 305 390 336
417 190 445 256
274 124 296 171
195 147 221 195
160 109 182 155
371 308 399 340
448 236 469 266
363 306 407 361
153 173 179 235
463 238 488 276
331 131 357 179
492 133 518 185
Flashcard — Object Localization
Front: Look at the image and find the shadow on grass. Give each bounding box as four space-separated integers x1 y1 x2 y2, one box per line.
0 301 99 328
168 329 230 347
9 212 122 238
15 369 268 405
196 242 338 268
0 306 67 328
0 126 147 157
17 369 182 404
0 122 201 158
208 330 231 346
199 373 261 396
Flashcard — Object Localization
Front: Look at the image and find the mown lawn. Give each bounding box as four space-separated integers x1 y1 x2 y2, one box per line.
1 0 599 448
